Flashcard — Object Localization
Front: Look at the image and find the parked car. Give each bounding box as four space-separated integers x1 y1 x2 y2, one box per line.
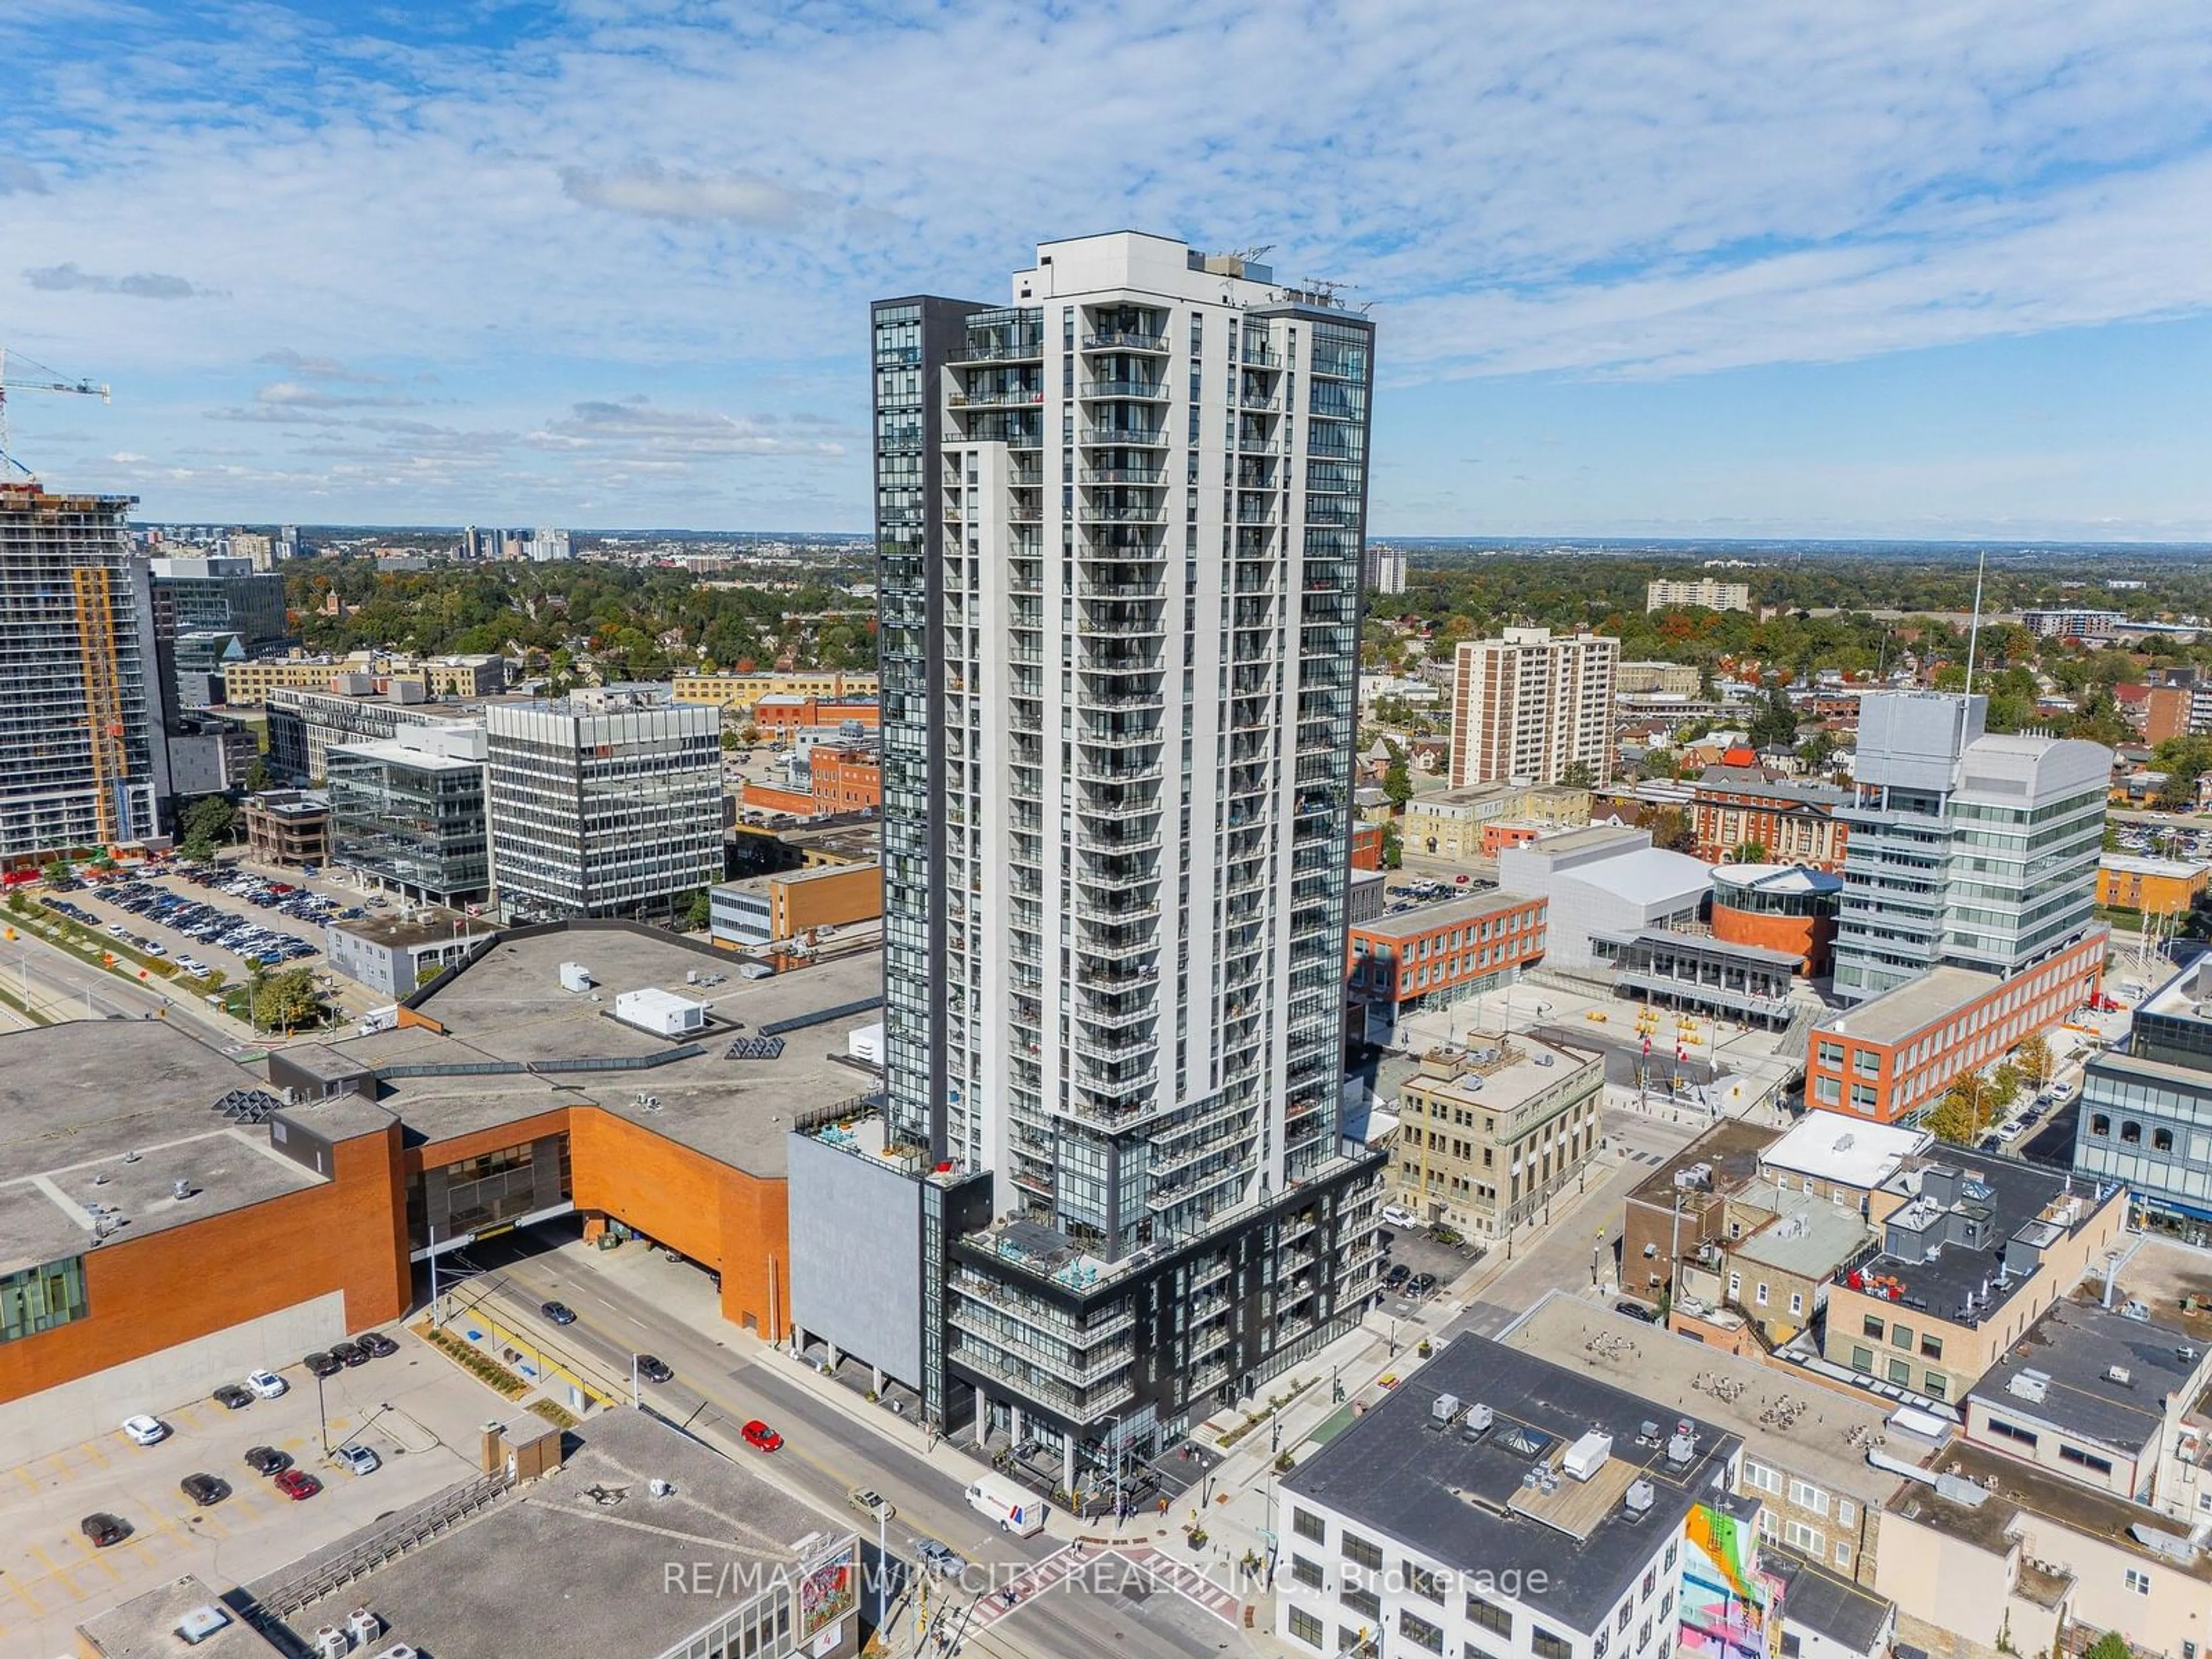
120 1414 169 1447
180 1473 231 1508
1384 1263 1411 1290
211 1384 254 1411
847 1486 896 1523
540 1300 578 1326
336 1444 381 1476
1380 1204 1420 1228
1613 1301 1658 1324
243 1445 290 1476
245 1369 288 1399
358 1331 399 1358
274 1468 322 1501
80 1513 130 1547
331 1340 369 1368
741 1419 783 1452
635 1354 673 1384
1408 1272 1439 1298
302 1351 342 1378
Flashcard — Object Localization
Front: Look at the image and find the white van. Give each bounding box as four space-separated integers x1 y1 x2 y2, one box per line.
964 1474 1046 1536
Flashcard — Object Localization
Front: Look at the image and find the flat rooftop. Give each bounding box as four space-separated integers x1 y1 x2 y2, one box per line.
1350 887 1538 942
291 924 884 1177
1854 1156 2102 1331
1820 964 2002 1047
1760 1109 1929 1192
77 1573 285 1657
714 863 878 894
262 1409 857 1659
1974 1298 2205 1455
1500 1295 1911 1503
1764 1550 1895 1653
1401 1036 1603 1117
1893 1441 2212 1580
1628 1118 1780 1209
1730 1187 1873 1280
329 912 496 950
0 1022 321 1275
1282 1334 1743 1634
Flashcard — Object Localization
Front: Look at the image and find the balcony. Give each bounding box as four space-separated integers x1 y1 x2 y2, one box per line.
948 387 1044 408
1081 425 1169 448
1082 463 1165 485
1083 329 1169 353
1078 577 1166 601
1080 721 1164 749
951 336 1044 364
1077 504 1165 525
1074 823 1161 857
1081 379 1169 401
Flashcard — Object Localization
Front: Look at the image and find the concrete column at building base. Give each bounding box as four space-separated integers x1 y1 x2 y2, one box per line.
975 1383 991 1447
1009 1401 1023 1450
1062 1435 1077 1494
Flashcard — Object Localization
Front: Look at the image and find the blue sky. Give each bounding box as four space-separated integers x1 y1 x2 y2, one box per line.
4 1 2210 537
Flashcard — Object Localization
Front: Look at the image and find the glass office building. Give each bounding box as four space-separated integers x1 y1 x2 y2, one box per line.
327 725 492 908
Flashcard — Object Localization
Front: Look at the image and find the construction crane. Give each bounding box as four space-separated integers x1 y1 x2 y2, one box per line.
0 346 111 479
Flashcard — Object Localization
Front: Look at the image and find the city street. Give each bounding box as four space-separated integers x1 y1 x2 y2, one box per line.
439 1233 1262 1659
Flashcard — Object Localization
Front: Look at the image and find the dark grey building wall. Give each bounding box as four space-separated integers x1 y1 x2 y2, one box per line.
787 1131 924 1385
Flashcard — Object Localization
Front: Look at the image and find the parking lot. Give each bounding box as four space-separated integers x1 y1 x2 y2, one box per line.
0 1329 493 1657
41 866 358 989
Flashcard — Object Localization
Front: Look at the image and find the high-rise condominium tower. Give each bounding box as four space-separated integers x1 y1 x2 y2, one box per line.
1833 691 2108 1003
0 482 169 858
830 233 1384 1479
1446 626 1618 787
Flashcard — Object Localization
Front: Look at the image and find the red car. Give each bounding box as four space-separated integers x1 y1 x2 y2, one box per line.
274 1468 322 1501
740 1419 783 1453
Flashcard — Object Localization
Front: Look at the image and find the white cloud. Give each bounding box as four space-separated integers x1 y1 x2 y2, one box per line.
24 262 222 299
0 158 46 195
560 162 826 226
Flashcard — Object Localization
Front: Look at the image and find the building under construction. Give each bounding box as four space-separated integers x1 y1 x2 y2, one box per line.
0 482 170 863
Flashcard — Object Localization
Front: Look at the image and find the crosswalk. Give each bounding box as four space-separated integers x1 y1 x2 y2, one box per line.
965 1540 1243 1633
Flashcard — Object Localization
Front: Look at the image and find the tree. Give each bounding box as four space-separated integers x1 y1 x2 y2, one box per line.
244 756 272 793
1380 820 1403 870
1926 1082 1993 1145
684 889 713 931
1797 728 1838 773
1646 807 1696 852
40 859 70 885
2014 1032 2055 1089
1747 684 1800 751
1381 748 1414 811
1558 759 1597 790
251 966 322 1033
2084 1633 2131 1659
1731 841 1770 865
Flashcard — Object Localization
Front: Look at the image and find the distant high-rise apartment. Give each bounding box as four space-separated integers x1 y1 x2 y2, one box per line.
1361 541 1406 595
1832 692 2108 1003
0 482 170 859
788 233 1382 1487
1646 576 1752 613
482 687 721 921
1447 626 1618 787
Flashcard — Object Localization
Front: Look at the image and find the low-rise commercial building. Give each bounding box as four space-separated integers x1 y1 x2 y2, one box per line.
1609 930 1804 1031
1806 933 2107 1124
1502 1294 1914 1590
1345 889 1547 1046
1620 1119 1782 1306
2096 853 2210 916
1690 767 1850 871
1673 1181 1870 1351
1402 782 1589 863
1616 661 1703 698
1757 1110 1930 1214
1388 1036 1603 1236
2074 956 2212 1224
323 912 494 997
1277 1334 1764 1659
1965 1297 2212 1509
241 788 329 866
1497 825 1711 972
1822 1157 2130 1406
709 863 882 950
752 695 880 737
672 668 879 712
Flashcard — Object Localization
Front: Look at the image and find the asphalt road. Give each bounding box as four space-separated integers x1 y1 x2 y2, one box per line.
0 923 241 1051
452 1241 1248 1659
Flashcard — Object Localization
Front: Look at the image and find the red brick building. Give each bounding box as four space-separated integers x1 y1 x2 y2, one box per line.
1804 929 2107 1124
1346 889 1547 1046
1350 821 1385 870
1690 765 1851 870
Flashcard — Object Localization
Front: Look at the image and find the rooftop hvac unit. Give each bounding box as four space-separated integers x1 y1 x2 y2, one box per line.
1431 1392 1463 1428
347 1610 382 1645
1462 1402 1495 1440
314 1628 347 1659
1624 1479 1656 1515
559 961 592 993
1665 1430 1696 1465
649 1478 675 1498
1563 1430 1614 1482
2108 1366 2134 1386
172 1178 194 1202
175 1606 232 1646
